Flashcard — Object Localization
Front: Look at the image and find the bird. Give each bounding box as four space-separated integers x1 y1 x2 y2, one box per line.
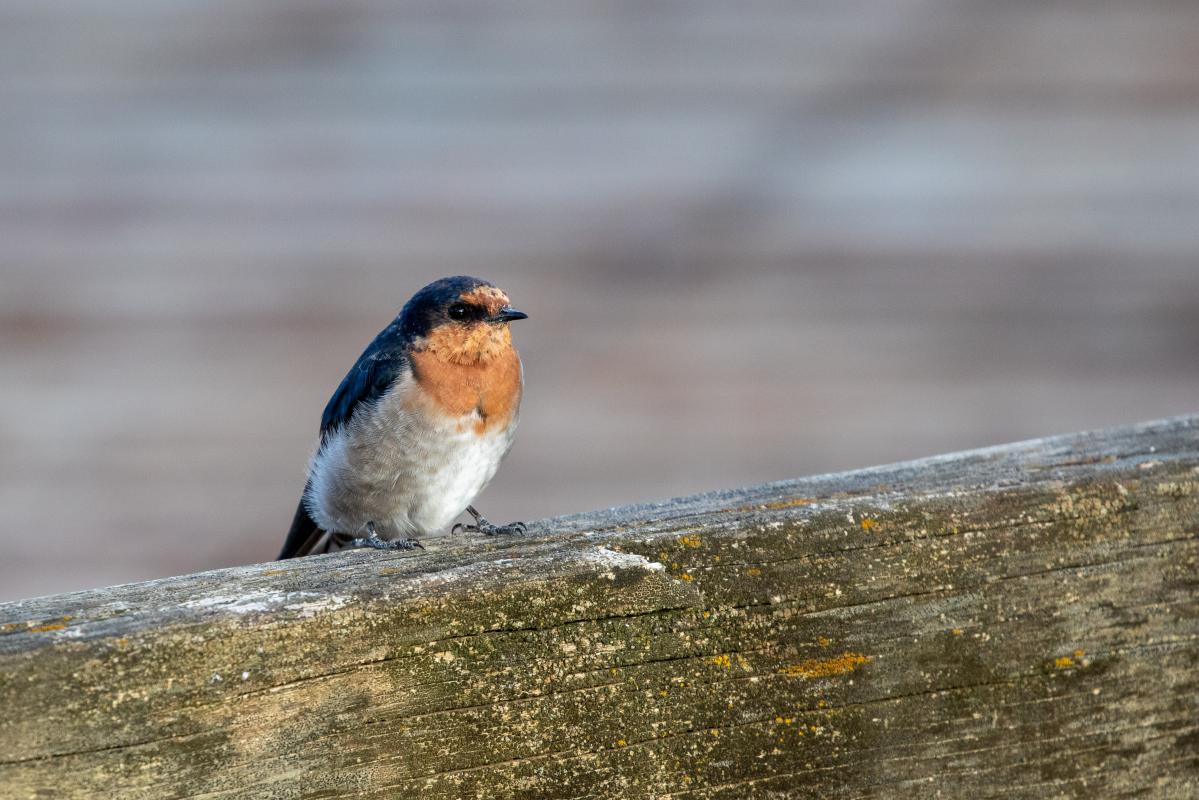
278 276 528 559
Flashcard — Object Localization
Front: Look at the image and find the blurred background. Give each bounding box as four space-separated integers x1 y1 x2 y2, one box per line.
2 1 1197 602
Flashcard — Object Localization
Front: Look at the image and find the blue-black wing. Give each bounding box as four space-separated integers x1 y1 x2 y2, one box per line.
319 350 409 440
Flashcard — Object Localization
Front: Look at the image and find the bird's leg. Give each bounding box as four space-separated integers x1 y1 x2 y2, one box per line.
452 505 527 536
347 521 423 551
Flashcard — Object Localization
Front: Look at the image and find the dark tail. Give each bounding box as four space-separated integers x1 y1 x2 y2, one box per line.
278 492 326 559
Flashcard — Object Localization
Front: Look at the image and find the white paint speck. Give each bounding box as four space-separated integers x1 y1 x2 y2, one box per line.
584 547 664 572
182 590 349 618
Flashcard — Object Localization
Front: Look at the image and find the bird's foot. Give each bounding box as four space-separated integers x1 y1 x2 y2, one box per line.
452 505 527 537
347 526 423 551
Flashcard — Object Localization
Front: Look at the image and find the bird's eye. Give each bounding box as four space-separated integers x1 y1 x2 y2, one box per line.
448 303 470 321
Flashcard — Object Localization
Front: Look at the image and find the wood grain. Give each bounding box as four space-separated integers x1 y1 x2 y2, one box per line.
1 416 1196 798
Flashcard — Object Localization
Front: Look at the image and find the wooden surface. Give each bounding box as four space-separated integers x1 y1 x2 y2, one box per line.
1 416 1196 798
3 1 1199 601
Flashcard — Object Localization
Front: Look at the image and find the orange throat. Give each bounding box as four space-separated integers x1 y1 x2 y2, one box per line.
409 324 522 433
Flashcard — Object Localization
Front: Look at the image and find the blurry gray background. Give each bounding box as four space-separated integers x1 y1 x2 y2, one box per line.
2 1 1197 602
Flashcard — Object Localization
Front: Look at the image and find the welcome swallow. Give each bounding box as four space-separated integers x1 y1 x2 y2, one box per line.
278 276 528 558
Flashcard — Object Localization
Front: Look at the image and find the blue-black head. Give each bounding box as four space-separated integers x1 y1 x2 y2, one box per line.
399 276 527 340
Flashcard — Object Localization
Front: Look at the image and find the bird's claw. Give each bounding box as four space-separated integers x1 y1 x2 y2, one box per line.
347 530 423 551
453 520 527 536
453 507 527 537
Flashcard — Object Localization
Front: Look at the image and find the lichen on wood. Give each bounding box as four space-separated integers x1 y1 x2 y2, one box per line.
1 416 1197 798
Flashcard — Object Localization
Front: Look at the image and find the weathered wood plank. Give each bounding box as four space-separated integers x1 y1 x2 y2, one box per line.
1 416 1197 798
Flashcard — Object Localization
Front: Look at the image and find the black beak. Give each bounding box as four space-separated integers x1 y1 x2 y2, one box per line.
489 305 528 323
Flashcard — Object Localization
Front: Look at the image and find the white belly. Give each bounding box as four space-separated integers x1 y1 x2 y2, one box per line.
304 373 518 538
401 416 515 533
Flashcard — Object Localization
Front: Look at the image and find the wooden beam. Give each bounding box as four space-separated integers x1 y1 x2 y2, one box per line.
1 416 1197 798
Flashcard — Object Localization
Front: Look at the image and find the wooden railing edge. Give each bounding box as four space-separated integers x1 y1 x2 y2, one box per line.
1 414 1196 798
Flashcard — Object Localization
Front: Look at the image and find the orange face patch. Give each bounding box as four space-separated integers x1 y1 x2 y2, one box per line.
420 315 514 366
460 285 512 318
417 284 519 366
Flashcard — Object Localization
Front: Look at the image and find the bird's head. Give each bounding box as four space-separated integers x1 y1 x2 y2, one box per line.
401 276 527 365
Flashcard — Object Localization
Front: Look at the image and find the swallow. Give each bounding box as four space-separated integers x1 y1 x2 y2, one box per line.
278 276 528 559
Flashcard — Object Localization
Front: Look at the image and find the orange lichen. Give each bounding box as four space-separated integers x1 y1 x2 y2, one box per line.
745 567 763 577
761 497 816 510
779 652 871 678
1054 649 1086 669
2 615 74 635
710 654 731 669
860 517 880 531
679 573 694 582
677 534 702 548
729 497 816 513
